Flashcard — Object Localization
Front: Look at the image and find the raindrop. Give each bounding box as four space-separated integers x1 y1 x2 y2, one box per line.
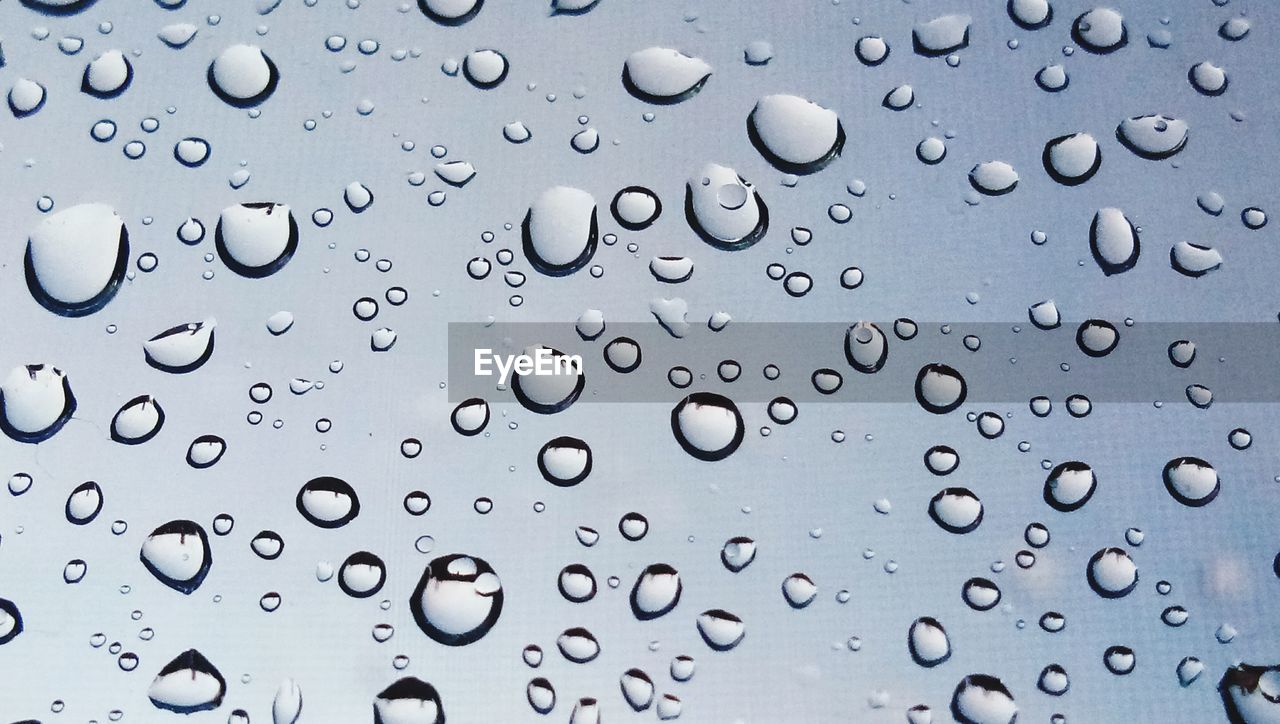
296 476 361 528
747 94 844 174
139 519 212 594
410 554 504 645
671 392 745 461
24 203 129 316
1163 456 1219 507
623 47 712 104
215 203 298 278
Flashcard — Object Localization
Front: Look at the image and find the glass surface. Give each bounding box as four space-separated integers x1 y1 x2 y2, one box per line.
0 1 1277 722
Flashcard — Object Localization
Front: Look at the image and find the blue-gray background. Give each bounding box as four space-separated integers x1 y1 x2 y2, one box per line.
0 0 1277 722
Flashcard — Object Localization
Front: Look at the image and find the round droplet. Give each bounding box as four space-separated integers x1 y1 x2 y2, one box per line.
81 49 133 98
611 187 662 230
296 476 360 529
140 520 212 594
929 488 984 534
721 536 756 572
410 554 503 646
522 187 597 276
110 394 164 444
450 398 490 436
781 573 818 609
1104 645 1135 675
558 564 596 603
685 163 768 251
630 564 682 619
338 551 387 598
915 363 967 414
186 435 226 468
747 94 844 174
207 44 279 107
908 617 951 667
1162 456 1219 507
25 203 129 316
1043 133 1101 185
671 392 745 461
962 578 1001 611
215 203 297 278
511 345 585 414
1087 547 1138 598
1 364 77 443
1072 8 1127 54
924 445 959 475
1188 61 1228 96
1043 461 1096 512
557 627 600 663
65 481 103 524
619 512 649 541
696 609 745 651
463 49 508 89
537 436 592 487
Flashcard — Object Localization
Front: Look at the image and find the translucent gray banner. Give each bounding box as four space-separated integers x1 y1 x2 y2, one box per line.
446 321 1280 404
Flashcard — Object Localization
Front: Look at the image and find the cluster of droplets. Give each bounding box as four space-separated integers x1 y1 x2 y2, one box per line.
2 0 1278 722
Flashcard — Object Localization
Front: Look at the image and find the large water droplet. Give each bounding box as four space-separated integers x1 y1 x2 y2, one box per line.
696 609 745 651
746 94 844 174
147 649 226 714
929 488 984 533
110 394 164 444
909 617 952 667
1116 115 1188 160
208 44 279 107
1090 207 1140 275
144 319 216 373
374 677 445 724
915 363 967 414
296 476 360 528
671 392 744 461
622 47 712 104
338 551 387 598
845 321 888 373
968 162 1019 196
1163 456 1219 507
1008 0 1052 30
140 519 212 594
913 14 971 56
522 187 598 276
1043 133 1101 185
1072 8 1127 54
630 564 681 620
1044 461 1097 511
410 554 503 645
215 203 298 277
418 0 482 24
620 669 654 711
685 163 768 250
511 345 585 414
538 436 592 486
781 572 818 608
950 674 1017 724
1219 663 1280 723
65 481 103 524
0 364 76 443
25 203 128 316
